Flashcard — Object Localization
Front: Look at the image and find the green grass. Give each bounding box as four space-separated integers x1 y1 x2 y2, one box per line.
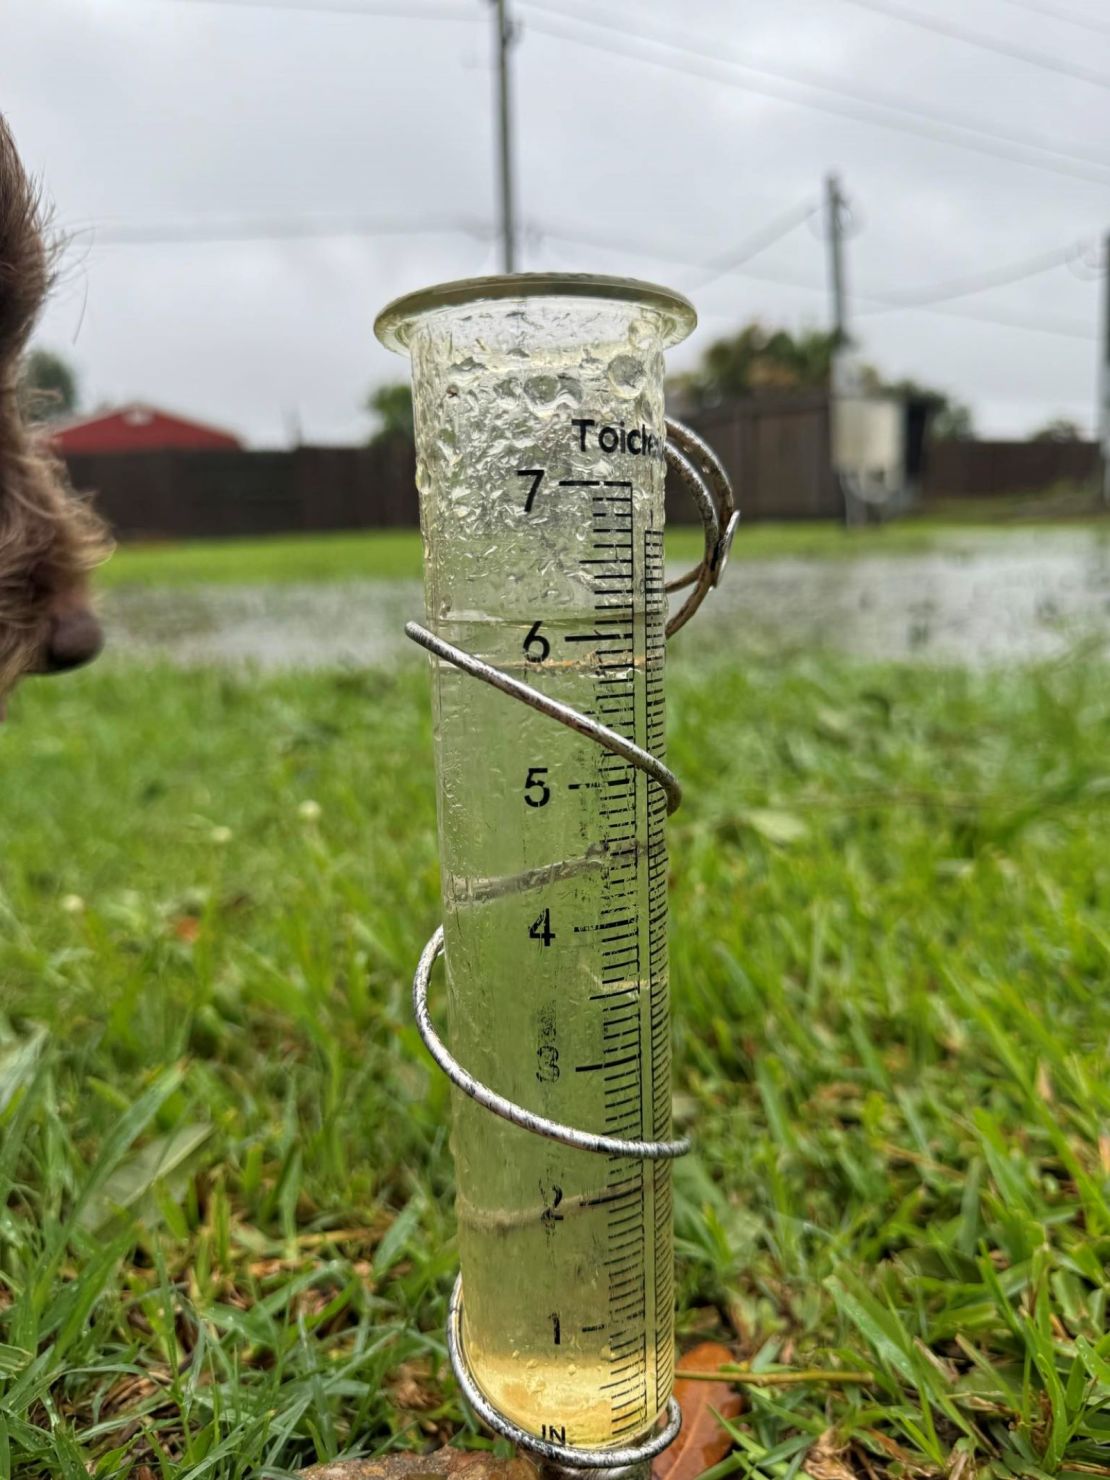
97 528 427 589
1 644 1108 1479
98 525 862 590
96 508 1110 592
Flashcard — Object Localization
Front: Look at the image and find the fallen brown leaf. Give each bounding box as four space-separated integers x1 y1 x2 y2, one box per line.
654 1342 744 1480
172 916 200 943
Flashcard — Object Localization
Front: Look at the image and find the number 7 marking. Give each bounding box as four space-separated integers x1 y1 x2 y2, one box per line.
518 469 545 512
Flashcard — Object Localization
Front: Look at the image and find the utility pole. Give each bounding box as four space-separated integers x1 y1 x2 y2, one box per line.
1100 232 1110 507
825 173 854 523
825 173 848 356
491 0 518 274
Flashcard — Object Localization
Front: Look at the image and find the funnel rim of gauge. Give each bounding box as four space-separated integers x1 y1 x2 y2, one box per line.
374 272 697 354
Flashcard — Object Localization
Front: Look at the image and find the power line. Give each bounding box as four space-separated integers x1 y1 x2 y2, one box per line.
167 0 1110 181
166 0 479 17
695 199 819 289
531 0 1110 174
856 240 1088 310
838 0 1110 92
71 200 1096 342
517 1 1110 187
535 224 1097 342
884 298 1094 340
992 0 1110 37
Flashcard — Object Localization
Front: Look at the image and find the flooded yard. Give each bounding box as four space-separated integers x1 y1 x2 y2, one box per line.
101 527 1110 669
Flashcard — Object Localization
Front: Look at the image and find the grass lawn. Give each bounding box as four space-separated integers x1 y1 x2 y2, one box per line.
1 633 1107 1480
95 505 1110 592
99 525 901 591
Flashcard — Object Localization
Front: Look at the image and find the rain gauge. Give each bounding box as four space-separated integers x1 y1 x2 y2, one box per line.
375 274 736 1479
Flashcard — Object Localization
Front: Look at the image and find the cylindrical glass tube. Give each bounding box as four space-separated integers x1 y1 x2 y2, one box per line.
377 275 695 1450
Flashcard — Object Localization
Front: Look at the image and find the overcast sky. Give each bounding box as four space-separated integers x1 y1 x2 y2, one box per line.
7 0 1109 445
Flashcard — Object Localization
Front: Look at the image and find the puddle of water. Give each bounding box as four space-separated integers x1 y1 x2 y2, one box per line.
101 529 1110 670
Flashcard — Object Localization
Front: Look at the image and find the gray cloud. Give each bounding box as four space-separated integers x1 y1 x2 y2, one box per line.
9 0 1107 444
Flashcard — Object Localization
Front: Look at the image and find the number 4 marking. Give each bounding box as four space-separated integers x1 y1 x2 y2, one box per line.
518 468 545 512
530 908 555 947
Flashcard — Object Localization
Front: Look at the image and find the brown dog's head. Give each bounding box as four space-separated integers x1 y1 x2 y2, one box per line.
0 117 111 710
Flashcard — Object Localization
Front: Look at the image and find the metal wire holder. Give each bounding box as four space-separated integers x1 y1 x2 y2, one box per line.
408 418 738 1478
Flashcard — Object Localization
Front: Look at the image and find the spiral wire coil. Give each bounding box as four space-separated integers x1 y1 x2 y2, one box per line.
408 418 737 1470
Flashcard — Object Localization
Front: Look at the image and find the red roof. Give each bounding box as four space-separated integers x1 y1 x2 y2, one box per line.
49 402 242 455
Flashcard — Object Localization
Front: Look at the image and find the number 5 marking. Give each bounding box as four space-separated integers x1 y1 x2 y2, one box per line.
524 767 551 808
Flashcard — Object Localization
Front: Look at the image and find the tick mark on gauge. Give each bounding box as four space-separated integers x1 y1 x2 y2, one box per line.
577 1053 637 1073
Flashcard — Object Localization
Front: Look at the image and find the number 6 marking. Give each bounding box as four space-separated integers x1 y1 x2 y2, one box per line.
523 621 550 662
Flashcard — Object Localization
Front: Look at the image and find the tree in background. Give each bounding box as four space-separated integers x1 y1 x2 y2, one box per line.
857 370 975 441
669 323 840 405
365 382 413 446
1029 416 1084 443
670 322 974 441
19 348 79 422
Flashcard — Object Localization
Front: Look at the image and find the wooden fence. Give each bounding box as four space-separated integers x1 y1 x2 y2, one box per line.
922 439 1099 499
674 392 841 521
65 439 418 542
65 392 841 541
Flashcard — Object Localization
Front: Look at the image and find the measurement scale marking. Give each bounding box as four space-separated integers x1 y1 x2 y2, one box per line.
583 1188 640 1209
576 1051 637 1073
585 487 651 1440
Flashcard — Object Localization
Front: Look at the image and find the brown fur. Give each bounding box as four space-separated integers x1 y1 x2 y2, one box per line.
0 116 111 700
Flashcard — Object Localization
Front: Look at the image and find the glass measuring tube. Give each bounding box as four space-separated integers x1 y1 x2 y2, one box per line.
376 276 697 1452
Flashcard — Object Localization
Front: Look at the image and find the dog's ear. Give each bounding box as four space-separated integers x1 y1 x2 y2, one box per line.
0 116 50 386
